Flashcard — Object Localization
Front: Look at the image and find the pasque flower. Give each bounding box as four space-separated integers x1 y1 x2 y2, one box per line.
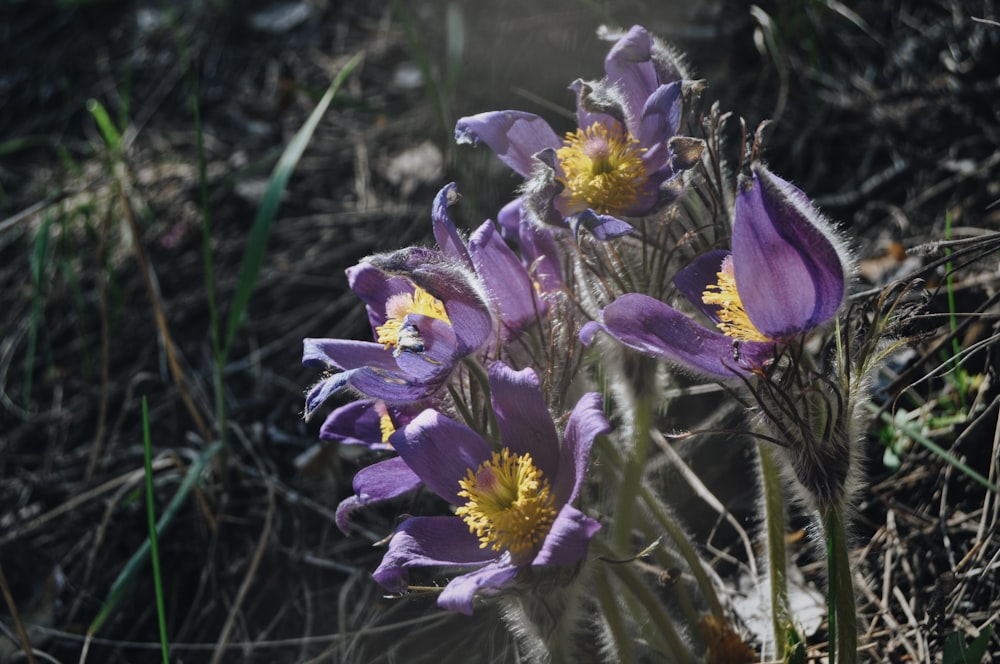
303 184 542 417
455 25 702 239
364 362 610 615
302 246 492 415
581 162 849 378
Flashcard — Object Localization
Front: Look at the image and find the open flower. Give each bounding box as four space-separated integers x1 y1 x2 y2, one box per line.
302 245 493 415
367 362 610 615
303 184 545 417
581 163 849 378
455 25 702 239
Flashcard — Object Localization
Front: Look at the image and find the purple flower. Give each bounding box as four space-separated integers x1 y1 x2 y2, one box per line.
302 245 492 415
581 163 849 378
455 26 701 240
366 362 610 615
303 184 543 416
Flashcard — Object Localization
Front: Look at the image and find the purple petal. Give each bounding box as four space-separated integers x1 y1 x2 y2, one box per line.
320 400 418 449
636 82 683 175
495 198 562 297
304 374 348 419
344 367 441 404
519 222 563 294
432 183 472 267
673 249 732 323
438 559 520 615
335 457 422 533
487 362 560 480
552 392 609 506
603 25 659 126
346 264 411 330
579 320 602 347
733 164 846 339
319 399 387 448
585 293 774 379
454 111 561 178
532 505 601 566
469 221 538 338
394 314 459 370
302 338 398 372
392 410 493 504
496 198 523 242
372 516 496 593
572 210 634 240
334 495 365 535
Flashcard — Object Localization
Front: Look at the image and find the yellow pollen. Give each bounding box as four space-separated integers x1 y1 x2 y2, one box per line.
455 450 557 556
701 256 770 342
375 286 451 349
556 121 646 214
378 412 395 444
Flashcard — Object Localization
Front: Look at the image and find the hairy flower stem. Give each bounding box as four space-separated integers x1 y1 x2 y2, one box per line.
823 503 857 663
757 442 790 659
612 399 652 553
597 436 724 620
594 563 637 664
605 550 693 660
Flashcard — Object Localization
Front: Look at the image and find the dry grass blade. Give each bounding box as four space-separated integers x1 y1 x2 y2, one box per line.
209 483 276 664
0 457 176 547
0 561 37 664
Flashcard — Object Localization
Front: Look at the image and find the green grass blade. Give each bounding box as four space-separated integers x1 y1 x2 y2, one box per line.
86 99 122 152
869 404 998 493
25 212 55 405
220 52 363 361
88 439 224 636
141 398 170 664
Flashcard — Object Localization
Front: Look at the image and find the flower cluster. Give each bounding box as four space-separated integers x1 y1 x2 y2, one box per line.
302 22 882 664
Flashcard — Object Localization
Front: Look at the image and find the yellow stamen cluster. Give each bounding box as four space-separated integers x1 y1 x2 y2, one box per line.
556 121 646 214
378 412 395 444
455 450 557 556
375 286 451 350
701 257 770 342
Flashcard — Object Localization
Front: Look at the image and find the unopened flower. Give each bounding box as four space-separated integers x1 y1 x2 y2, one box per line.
455 25 702 239
581 162 849 378
369 362 610 615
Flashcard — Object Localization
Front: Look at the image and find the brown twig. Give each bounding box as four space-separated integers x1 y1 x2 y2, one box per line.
113 166 213 444
84 205 113 482
208 483 276 664
0 561 37 664
0 457 175 547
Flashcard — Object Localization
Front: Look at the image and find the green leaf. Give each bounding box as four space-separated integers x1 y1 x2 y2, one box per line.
141 398 170 664
943 625 994 664
88 440 224 636
784 625 807 664
25 212 55 404
220 52 363 361
86 99 122 152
